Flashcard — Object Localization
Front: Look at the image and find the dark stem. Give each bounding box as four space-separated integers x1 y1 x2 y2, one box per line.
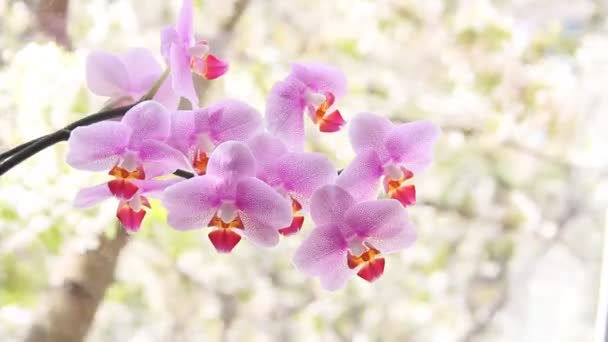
0 104 136 176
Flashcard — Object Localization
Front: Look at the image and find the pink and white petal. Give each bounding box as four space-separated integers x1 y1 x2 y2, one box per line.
160 27 179 61
291 62 347 98
310 185 356 225
247 133 288 169
73 183 113 208
175 0 194 46
335 150 384 200
169 44 198 105
167 110 196 154
153 77 180 111
206 141 256 180
138 140 192 178
207 99 263 143
132 178 183 198
122 101 172 149
236 177 293 226
344 199 415 253
293 223 352 290
119 48 163 92
276 152 337 201
85 51 129 97
385 120 441 173
162 176 221 230
66 121 131 171
265 77 307 151
236 177 292 247
348 112 393 155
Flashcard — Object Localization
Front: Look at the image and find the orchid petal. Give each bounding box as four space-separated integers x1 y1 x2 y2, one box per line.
247 133 288 169
160 27 178 61
66 121 131 171
120 48 163 93
336 150 384 200
73 183 113 208
236 177 292 247
206 99 263 144
265 77 307 151
85 51 129 97
122 101 171 149
137 140 192 178
293 223 352 290
176 0 194 46
385 120 441 173
348 112 393 155
162 176 221 230
275 152 337 201
291 62 347 98
310 185 356 225
169 44 198 106
344 199 415 253
167 110 196 154
206 141 256 180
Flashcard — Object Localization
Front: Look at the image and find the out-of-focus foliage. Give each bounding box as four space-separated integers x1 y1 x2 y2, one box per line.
0 0 607 341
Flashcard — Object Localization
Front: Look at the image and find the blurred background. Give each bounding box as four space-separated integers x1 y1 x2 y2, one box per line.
1 0 607 341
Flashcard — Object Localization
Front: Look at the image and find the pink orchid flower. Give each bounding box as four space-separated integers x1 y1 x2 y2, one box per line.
247 133 337 236
161 0 229 105
162 141 292 253
86 48 178 109
293 185 415 290
266 63 347 150
336 112 441 207
167 99 262 175
67 101 191 232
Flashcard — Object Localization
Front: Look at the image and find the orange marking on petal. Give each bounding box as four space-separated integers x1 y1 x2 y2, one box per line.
383 167 416 207
192 150 209 175
208 229 242 253
107 165 144 200
347 246 382 269
116 202 146 233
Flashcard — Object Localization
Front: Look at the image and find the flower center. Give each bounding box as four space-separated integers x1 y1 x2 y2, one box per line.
347 244 385 283
107 165 145 200
207 202 244 253
306 91 345 133
382 165 416 207
192 134 215 175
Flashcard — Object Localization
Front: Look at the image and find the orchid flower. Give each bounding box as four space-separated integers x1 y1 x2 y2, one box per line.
336 112 441 207
293 185 415 290
86 48 178 109
247 133 337 236
66 101 190 232
266 63 347 150
162 141 292 253
161 0 229 105
167 99 262 175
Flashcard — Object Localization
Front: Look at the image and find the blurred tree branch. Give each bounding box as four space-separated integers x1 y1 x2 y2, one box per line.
35 0 71 49
25 225 129 342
